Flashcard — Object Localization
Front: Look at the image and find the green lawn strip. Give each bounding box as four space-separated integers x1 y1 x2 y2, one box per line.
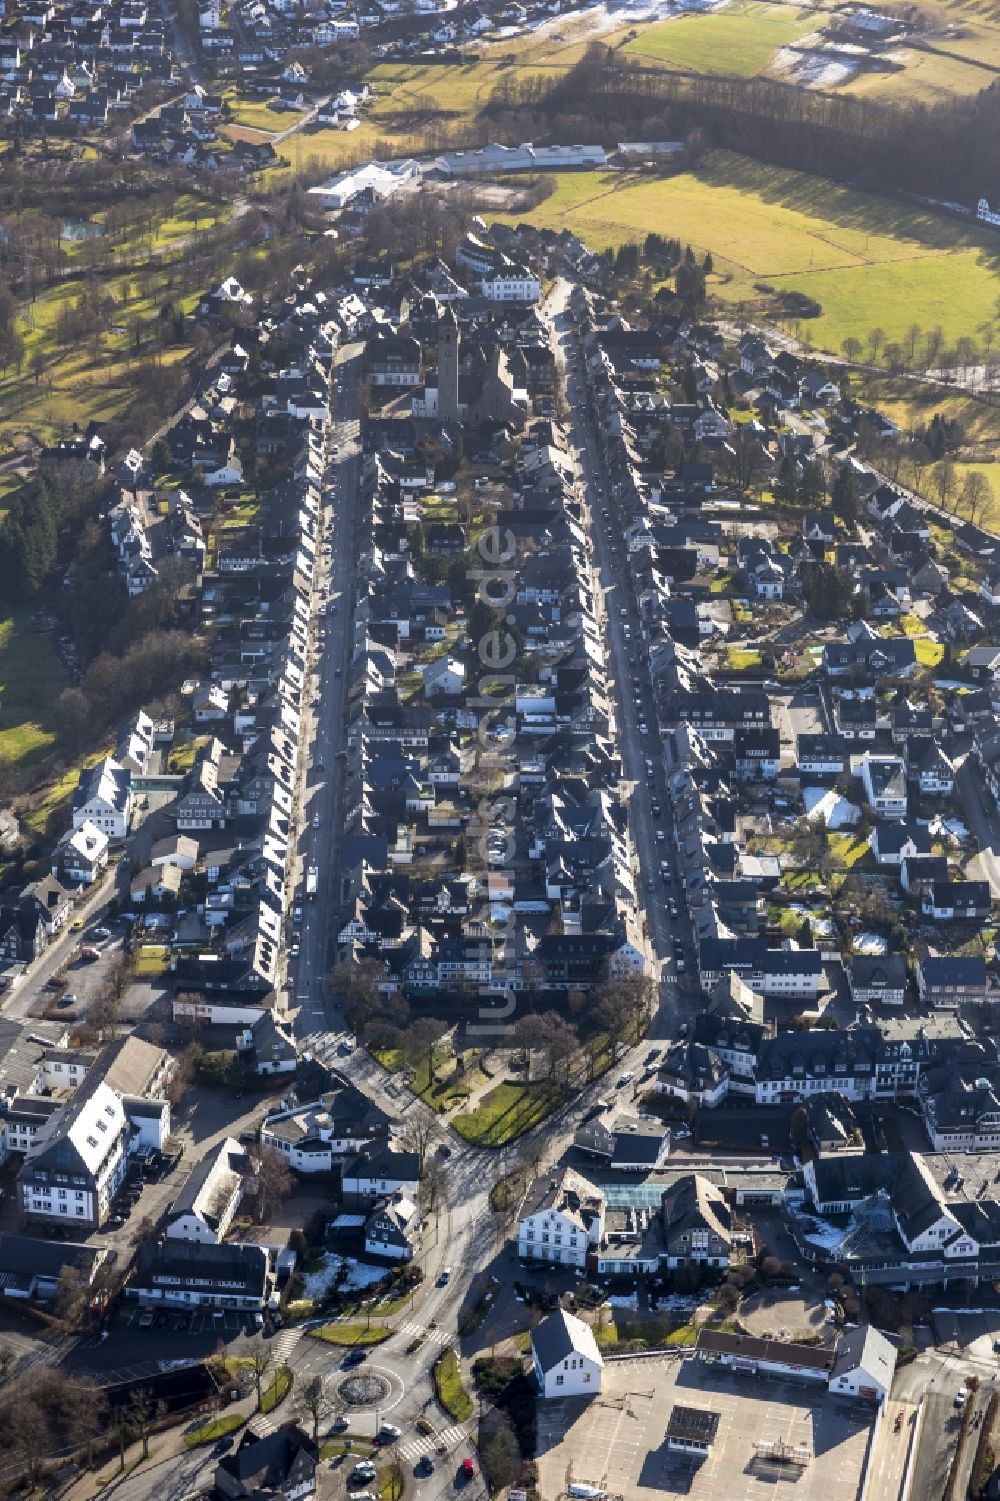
184 1411 245 1448
321 1439 378 1460
310 1322 392 1346
433 1349 474 1422
261 1366 293 1414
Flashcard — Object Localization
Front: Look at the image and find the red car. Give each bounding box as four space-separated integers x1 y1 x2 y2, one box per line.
461 1460 475 1479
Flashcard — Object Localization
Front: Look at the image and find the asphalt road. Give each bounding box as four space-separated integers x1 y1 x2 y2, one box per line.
544 278 694 1025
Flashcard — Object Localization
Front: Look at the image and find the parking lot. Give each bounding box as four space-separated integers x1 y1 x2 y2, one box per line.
536 1354 874 1501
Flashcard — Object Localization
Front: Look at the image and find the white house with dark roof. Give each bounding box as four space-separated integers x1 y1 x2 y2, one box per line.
72 756 133 841
165 1136 249 1243
517 1168 605 1269
52 819 110 885
531 1308 604 1398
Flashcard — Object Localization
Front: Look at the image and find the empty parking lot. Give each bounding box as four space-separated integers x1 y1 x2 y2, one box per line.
537 1354 874 1501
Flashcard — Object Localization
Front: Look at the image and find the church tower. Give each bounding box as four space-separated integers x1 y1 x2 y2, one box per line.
437 305 460 425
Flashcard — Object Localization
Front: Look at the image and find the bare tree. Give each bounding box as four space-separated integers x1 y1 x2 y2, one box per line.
400 1113 435 1174
3 1395 47 1485
0 1342 14 1385
254 1145 294 1223
55 1263 90 1330
592 970 659 1060
128 1386 159 1461
247 1338 274 1412
297 1373 332 1445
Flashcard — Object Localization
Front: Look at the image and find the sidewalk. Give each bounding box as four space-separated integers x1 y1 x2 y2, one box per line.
61 1378 274 1501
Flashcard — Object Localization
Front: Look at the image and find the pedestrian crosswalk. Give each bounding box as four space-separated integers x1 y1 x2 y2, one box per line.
271 1327 301 1363
394 1320 450 1350
399 1424 468 1461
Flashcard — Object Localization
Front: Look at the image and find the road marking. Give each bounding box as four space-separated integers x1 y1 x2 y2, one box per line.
398 1424 468 1461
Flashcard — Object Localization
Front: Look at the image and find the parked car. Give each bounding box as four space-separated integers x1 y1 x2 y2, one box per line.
617 1071 634 1087
438 1267 452 1286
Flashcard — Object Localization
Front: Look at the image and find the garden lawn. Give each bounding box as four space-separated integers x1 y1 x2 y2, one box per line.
452 1081 567 1146
0 610 67 771
916 637 946 667
134 945 170 977
828 833 874 868
625 1 820 75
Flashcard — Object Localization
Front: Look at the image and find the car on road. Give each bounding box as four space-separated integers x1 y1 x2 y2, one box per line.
90 926 111 941
617 1071 634 1087
312 815 320 828
342 1349 367 1368
674 1125 692 1139
438 1267 452 1285
461 1460 475 1479
379 1424 402 1441
436 1142 452 1157
668 899 678 918
61 992 78 1007
955 1389 967 1408
415 1457 435 1477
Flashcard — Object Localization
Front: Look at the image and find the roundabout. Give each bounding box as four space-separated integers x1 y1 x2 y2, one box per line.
338 1370 392 1406
333 1362 407 1415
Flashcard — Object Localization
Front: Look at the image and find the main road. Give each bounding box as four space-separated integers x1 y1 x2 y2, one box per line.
541 277 696 1038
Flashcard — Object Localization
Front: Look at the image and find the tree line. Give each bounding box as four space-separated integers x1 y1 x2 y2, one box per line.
482 45 1000 209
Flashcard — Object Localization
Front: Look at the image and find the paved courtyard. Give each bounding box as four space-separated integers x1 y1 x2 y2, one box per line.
536 1354 874 1501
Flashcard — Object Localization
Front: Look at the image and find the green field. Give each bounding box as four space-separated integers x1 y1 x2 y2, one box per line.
625 1 819 74
0 610 67 771
452 1081 567 1146
501 152 1000 351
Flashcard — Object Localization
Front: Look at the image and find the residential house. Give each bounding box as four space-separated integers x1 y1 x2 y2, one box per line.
917 956 989 1009
72 756 133 841
165 1136 248 1243
214 1427 318 1501
364 1190 420 1261
661 1174 734 1269
531 1308 603 1399
517 1169 605 1269
126 1239 271 1309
